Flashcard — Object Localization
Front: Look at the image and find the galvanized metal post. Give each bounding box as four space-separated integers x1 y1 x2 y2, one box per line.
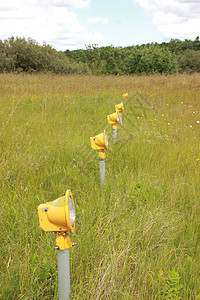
57 249 70 300
113 129 117 143
99 158 105 186
119 115 122 125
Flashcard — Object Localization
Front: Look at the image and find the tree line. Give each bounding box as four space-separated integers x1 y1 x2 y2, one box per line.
65 37 200 75
0 37 89 74
0 36 200 75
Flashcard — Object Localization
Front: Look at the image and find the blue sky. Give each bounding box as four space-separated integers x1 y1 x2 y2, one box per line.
0 0 199 50
75 0 163 47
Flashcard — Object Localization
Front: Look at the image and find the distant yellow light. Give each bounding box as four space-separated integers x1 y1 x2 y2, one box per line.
122 93 128 99
90 130 108 151
115 102 124 113
107 111 119 125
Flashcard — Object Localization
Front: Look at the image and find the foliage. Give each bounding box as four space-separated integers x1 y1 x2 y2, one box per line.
156 269 183 299
165 36 200 55
0 36 200 75
0 37 89 74
65 37 200 75
177 49 200 73
124 46 178 74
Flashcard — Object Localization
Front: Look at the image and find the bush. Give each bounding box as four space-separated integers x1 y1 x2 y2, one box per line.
124 47 178 74
177 49 200 73
0 37 89 74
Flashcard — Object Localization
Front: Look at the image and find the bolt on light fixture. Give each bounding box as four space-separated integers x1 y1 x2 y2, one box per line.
38 190 75 300
115 101 124 125
107 111 120 143
90 130 108 186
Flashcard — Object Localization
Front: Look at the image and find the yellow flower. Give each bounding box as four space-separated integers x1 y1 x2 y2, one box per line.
165 137 174 142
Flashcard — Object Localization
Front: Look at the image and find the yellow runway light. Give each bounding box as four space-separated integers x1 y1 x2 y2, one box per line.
38 190 75 234
107 111 120 125
90 130 108 151
115 101 124 125
115 102 124 114
38 189 76 298
122 92 128 99
90 130 108 186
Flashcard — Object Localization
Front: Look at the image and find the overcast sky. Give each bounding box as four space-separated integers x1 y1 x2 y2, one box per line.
0 0 199 50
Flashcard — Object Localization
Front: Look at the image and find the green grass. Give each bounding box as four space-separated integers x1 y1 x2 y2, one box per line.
0 73 200 299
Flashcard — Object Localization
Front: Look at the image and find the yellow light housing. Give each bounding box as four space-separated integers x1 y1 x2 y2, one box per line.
38 190 75 233
115 102 124 113
107 111 119 125
122 93 128 99
90 130 108 151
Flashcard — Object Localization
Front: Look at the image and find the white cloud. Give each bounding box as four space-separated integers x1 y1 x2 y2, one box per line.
50 0 91 8
0 0 108 50
132 0 200 40
0 0 91 10
178 0 200 3
87 17 110 25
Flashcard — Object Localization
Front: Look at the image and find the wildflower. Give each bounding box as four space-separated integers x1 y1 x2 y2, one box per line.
165 137 174 142
190 125 193 128
197 121 200 124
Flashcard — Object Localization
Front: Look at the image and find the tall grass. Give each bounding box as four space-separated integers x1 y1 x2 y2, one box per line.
0 73 200 299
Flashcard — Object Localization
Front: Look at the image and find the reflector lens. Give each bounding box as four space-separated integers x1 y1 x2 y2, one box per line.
105 133 108 148
117 111 120 122
68 196 75 227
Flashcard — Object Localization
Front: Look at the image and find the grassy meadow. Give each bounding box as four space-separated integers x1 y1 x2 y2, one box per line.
0 73 200 299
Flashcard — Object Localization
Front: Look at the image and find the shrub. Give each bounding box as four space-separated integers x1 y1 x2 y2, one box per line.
177 49 200 73
0 37 89 74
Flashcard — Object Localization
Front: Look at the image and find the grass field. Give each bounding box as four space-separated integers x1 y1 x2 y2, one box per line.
0 73 200 299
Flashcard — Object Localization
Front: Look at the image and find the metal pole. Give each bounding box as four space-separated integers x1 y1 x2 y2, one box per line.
113 129 117 143
99 158 105 186
57 249 70 300
119 115 122 125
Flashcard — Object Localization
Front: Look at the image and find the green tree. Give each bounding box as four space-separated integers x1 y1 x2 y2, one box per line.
177 49 200 73
0 37 89 74
124 46 177 74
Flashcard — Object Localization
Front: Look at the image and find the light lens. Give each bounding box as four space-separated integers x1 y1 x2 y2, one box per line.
105 133 108 148
68 196 75 227
117 111 120 123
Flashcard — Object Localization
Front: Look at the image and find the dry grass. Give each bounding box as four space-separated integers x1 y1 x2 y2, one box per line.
0 73 200 299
